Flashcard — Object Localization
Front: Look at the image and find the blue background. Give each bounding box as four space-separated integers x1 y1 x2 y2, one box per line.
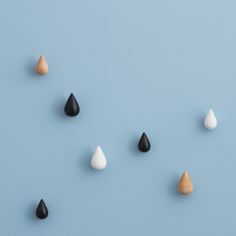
0 0 235 235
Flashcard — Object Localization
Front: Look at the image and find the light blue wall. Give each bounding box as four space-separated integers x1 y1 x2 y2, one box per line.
0 0 235 235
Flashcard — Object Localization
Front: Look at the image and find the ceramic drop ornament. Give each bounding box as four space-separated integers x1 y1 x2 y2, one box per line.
64 93 80 117
138 132 151 152
36 199 48 219
91 146 107 170
204 109 217 129
35 55 48 75
178 171 193 195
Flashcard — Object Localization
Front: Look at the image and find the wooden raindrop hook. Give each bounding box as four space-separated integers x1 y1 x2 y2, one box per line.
178 171 193 195
36 55 48 75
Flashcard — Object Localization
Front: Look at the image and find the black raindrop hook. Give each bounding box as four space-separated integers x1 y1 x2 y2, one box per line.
138 132 151 152
64 93 80 117
36 199 48 219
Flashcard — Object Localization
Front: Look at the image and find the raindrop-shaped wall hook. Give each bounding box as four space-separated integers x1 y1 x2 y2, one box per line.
35 55 48 75
204 109 217 129
91 145 107 170
138 132 151 152
178 171 193 195
64 93 80 117
36 199 48 219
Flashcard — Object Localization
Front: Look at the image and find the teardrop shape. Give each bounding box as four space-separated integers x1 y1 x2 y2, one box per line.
138 132 151 152
36 199 48 219
91 145 107 170
178 171 193 195
35 55 48 75
204 109 217 129
64 93 80 116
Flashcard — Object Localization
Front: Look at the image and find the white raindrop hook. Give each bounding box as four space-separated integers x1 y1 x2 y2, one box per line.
204 109 217 129
91 145 107 170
